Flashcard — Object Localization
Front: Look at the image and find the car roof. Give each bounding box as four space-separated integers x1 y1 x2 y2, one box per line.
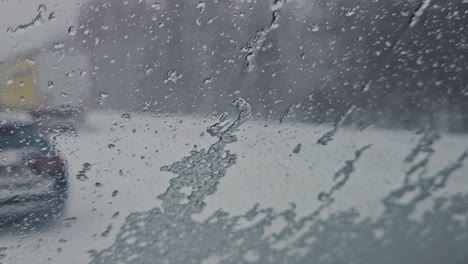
0 110 35 126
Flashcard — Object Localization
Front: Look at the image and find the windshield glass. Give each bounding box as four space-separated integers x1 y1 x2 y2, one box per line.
0 0 467 263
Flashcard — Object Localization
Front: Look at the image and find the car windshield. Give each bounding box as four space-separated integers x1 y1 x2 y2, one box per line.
0 0 467 263
0 122 46 149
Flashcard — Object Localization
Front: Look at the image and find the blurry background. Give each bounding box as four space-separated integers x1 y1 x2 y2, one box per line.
2 0 467 131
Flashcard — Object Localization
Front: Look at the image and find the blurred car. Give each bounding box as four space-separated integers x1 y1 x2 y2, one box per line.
0 113 68 228
31 107 86 131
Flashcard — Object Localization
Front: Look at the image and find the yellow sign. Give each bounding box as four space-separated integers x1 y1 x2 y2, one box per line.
0 58 38 110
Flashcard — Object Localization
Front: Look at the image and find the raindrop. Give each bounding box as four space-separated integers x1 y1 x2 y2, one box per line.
48 12 56 21
345 8 356 17
80 70 87 77
151 2 160 10
318 192 331 202
38 4 47 13
53 41 64 49
203 77 213 84
145 68 153 75
108 144 116 149
68 26 76 36
61 92 68 97
96 91 109 105
196 2 205 9
163 70 182 84
76 162 92 181
19 96 25 102
121 113 131 119
101 224 112 237
95 182 102 187
307 24 320 32
361 81 371 92
292 143 302 154
269 0 286 11
66 71 74 77
219 112 229 122
100 91 109 98
26 57 35 65
112 190 119 197
6 78 13 85
47 81 54 89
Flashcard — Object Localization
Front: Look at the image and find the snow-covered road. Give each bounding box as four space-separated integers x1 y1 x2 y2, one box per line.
1 110 467 263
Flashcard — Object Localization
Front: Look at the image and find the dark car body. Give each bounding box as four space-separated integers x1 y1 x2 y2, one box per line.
0 120 68 228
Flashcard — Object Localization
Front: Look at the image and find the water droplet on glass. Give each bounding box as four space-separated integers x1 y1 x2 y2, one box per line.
219 112 229 122
121 113 131 119
196 2 205 9
100 91 109 99
6 78 13 85
61 92 68 97
80 70 87 77
292 143 302 154
145 68 153 75
151 2 160 10
26 57 35 65
48 12 56 21
269 0 285 11
108 144 116 149
345 8 356 17
163 70 182 84
48 81 54 89
66 71 74 77
112 190 119 197
19 96 25 102
76 162 92 181
206 123 223 137
318 192 331 202
37 4 47 13
308 24 319 32
361 81 371 92
96 91 108 105
68 26 76 36
203 77 213 84
53 41 64 49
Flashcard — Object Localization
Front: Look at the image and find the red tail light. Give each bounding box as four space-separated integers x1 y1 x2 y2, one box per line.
30 156 66 173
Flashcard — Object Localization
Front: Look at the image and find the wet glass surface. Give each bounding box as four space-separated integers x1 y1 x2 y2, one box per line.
0 0 467 263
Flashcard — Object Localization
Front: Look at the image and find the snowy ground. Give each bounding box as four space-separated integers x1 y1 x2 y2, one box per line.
1 110 467 263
